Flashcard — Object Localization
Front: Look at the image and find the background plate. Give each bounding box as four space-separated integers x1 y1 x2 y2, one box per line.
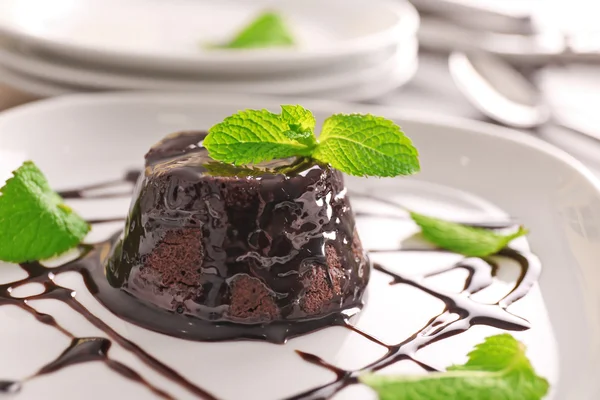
0 0 417 74
0 40 416 95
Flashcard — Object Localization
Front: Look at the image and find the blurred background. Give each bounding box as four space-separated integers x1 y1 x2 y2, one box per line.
0 0 599 174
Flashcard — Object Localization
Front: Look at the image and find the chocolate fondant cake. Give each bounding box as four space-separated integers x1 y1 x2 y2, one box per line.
106 131 370 325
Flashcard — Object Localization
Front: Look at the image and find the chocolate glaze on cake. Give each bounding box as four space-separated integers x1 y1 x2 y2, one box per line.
105 131 370 335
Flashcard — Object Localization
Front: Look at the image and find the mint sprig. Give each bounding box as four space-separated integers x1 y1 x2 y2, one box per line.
204 105 420 177
0 161 90 263
360 334 549 400
219 12 295 49
410 212 527 257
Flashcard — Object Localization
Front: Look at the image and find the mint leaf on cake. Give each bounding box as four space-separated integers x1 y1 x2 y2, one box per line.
219 11 295 49
0 161 89 263
312 114 420 177
204 105 420 177
410 212 527 257
204 108 315 165
281 105 316 133
360 334 549 400
281 105 317 146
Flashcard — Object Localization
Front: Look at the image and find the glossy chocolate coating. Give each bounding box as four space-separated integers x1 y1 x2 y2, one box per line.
106 131 370 326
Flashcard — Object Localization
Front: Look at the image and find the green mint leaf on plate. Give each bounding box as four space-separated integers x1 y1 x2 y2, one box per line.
0 161 90 263
204 108 315 165
410 212 527 257
221 11 294 49
205 106 420 177
360 334 549 400
312 114 420 177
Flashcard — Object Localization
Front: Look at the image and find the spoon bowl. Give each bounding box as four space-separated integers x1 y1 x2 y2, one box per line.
449 51 600 143
449 51 550 128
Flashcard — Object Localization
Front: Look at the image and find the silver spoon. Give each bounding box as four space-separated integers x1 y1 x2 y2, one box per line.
448 51 600 141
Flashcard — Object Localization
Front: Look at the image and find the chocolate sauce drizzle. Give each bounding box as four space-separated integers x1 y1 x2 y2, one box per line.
0 175 542 400
57 170 140 199
283 248 539 400
36 337 174 400
1 252 217 399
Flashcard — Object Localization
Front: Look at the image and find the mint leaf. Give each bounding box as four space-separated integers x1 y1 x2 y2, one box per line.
281 105 316 133
410 212 527 257
204 108 314 165
204 106 420 177
360 334 549 400
281 105 317 147
222 12 294 49
284 129 315 147
0 161 90 263
312 114 420 177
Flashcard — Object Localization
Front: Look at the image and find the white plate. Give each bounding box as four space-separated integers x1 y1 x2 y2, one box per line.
0 93 598 399
0 51 417 102
0 39 417 95
0 0 418 75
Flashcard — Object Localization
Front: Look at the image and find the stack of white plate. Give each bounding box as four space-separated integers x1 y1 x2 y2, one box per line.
0 0 419 102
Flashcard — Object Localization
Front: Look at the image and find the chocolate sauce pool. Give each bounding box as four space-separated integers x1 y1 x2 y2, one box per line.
0 173 542 399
